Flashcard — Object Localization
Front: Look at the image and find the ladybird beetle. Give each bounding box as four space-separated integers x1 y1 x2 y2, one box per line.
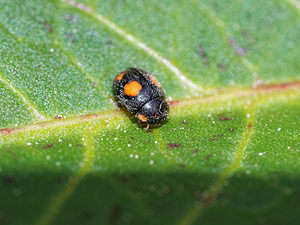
113 68 169 127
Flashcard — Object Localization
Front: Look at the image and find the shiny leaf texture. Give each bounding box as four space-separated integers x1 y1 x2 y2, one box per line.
0 0 300 225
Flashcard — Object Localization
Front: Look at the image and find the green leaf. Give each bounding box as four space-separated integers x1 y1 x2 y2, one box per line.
0 0 300 225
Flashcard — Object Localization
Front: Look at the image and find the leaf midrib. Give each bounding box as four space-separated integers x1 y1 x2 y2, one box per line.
1 82 299 138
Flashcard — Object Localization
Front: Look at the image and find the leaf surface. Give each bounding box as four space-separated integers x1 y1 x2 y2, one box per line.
0 0 300 224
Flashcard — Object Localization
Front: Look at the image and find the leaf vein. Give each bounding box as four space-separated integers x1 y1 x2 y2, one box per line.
54 39 116 107
177 109 255 225
61 0 205 92
1 81 299 139
0 72 46 121
34 126 97 225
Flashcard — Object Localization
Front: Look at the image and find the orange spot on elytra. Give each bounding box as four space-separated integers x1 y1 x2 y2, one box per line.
116 72 125 81
124 81 142 96
150 75 162 88
137 114 148 122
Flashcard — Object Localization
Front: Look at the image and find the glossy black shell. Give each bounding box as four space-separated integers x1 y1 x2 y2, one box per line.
113 68 169 126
